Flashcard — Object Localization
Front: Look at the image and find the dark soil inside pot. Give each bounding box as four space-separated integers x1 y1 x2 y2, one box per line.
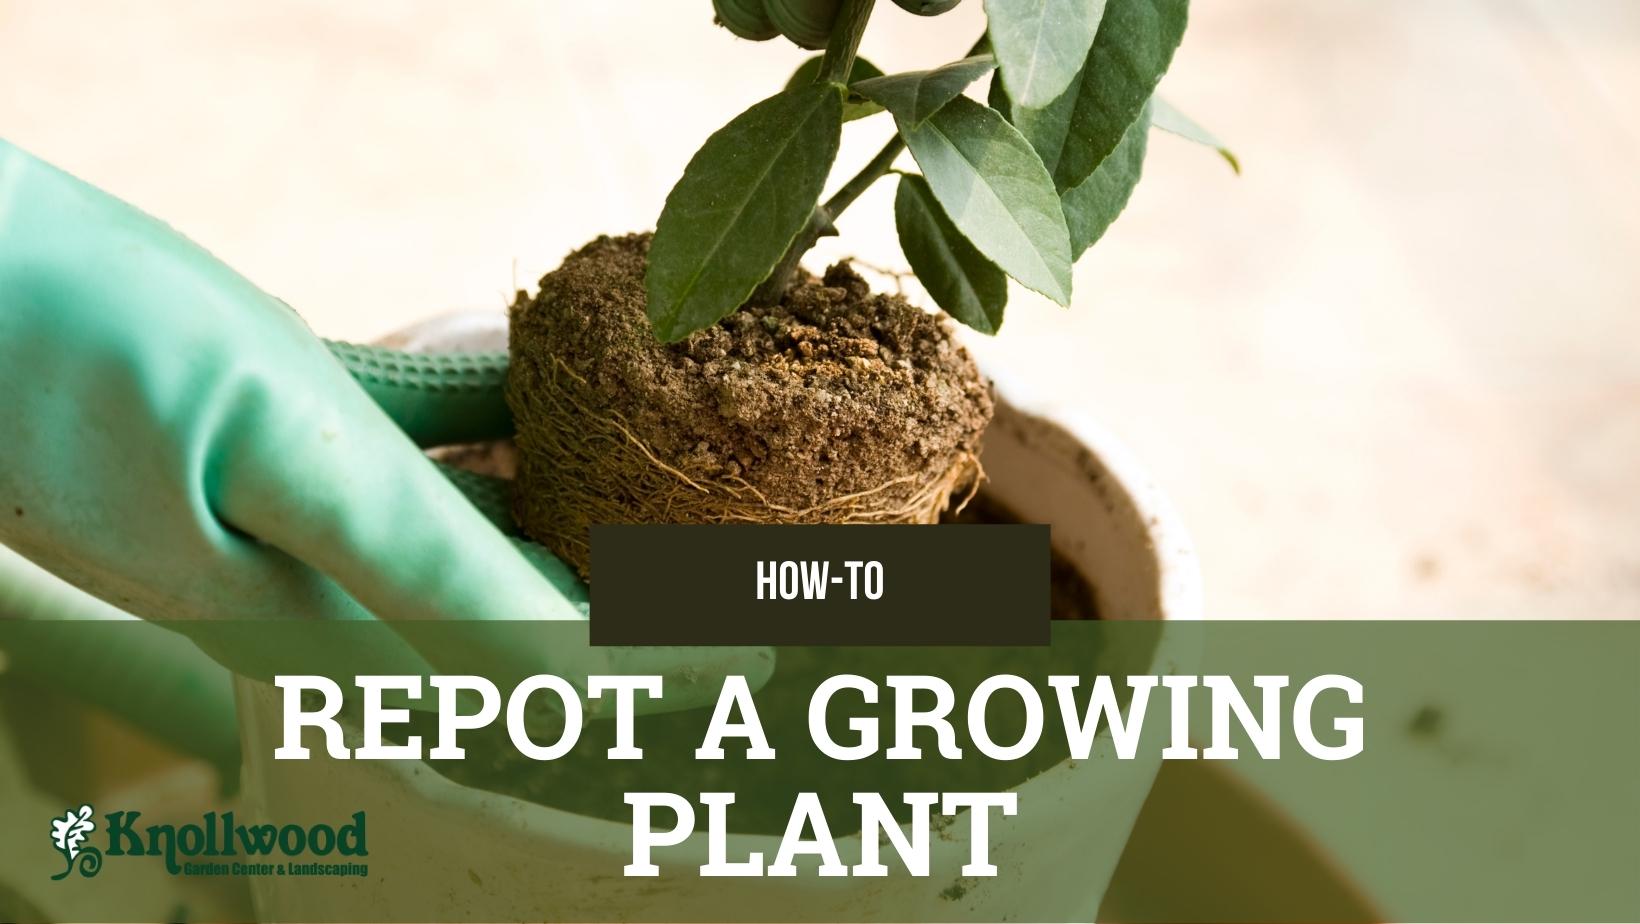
946 494 1100 621
407 493 1100 836
507 233 993 575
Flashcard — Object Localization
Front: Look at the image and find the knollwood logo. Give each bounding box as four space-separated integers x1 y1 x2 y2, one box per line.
48 805 370 880
50 805 101 880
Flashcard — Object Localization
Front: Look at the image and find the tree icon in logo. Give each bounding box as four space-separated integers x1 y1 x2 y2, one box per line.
50 805 102 880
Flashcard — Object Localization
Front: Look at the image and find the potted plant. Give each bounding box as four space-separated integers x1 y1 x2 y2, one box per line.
238 0 1226 916
505 0 1231 574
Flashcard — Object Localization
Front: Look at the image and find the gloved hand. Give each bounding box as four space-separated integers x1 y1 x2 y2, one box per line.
0 138 770 712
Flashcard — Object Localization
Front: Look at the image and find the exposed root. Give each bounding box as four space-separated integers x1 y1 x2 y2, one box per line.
510 355 985 579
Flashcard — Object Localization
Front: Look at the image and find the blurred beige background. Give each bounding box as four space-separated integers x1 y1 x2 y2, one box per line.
2 0 1636 619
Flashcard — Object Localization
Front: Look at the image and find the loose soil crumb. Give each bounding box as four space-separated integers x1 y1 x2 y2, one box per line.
507 233 993 575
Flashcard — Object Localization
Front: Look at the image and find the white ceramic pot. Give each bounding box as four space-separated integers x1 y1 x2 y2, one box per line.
234 312 1202 922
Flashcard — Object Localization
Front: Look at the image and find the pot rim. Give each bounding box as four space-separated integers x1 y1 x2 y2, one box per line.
976 357 1204 626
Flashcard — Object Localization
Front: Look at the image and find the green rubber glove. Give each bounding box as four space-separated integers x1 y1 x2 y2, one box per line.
0 547 240 782
0 138 771 712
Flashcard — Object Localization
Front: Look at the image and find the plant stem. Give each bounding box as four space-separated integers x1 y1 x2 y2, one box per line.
749 19 987 306
818 0 875 85
823 135 904 218
818 32 986 221
750 132 903 306
749 0 879 306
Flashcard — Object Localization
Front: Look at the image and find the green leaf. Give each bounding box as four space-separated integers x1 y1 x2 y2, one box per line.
646 85 843 342
1151 96 1240 174
895 174 1009 333
714 0 779 40
983 0 1106 109
1006 76 1077 183
1062 99 1150 257
897 96 1072 305
851 55 997 126
1009 0 1188 192
785 55 887 121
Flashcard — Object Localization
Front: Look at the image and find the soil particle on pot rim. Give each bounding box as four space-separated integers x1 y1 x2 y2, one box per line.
507 233 993 575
